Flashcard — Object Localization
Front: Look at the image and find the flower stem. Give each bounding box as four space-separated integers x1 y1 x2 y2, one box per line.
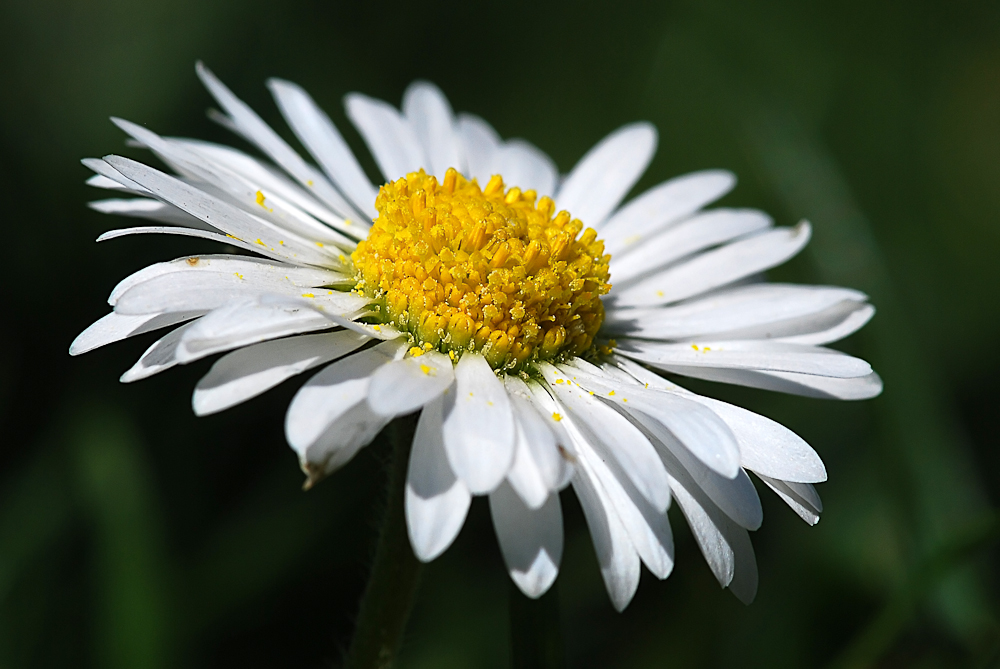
344 416 422 669
509 580 564 668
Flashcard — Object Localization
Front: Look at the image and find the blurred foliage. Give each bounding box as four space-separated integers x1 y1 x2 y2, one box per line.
1 0 999 667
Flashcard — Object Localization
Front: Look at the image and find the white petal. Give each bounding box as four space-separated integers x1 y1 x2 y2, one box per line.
175 297 338 363
612 355 827 481
568 419 675 579
505 422 551 510
604 283 866 341
367 351 455 416
611 355 685 391
576 378 761 530
667 467 759 603
326 317 402 341
775 303 875 345
172 138 364 241
115 272 363 317
345 92 425 181
82 157 148 193
489 482 562 598
406 396 472 561
70 311 201 356
454 115 558 196
571 464 641 611
115 118 358 244
656 365 884 400
89 197 210 229
611 222 812 307
193 330 370 415
456 113 500 183
540 364 671 512
85 172 144 195
657 299 873 345
494 141 558 198
556 361 741 480
617 339 872 378
609 208 773 282
108 254 345 307
723 519 758 605
654 430 762 531
120 322 196 382
195 63 362 221
267 77 378 219
555 123 657 227
302 401 391 483
403 81 464 180
690 396 826 483
285 341 403 458
757 474 822 525
505 378 566 494
101 156 339 267
441 353 515 494
515 383 577 492
668 471 732 586
97 225 288 261
598 169 736 241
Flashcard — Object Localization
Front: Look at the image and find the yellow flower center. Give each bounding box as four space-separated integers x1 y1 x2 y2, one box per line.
352 168 611 371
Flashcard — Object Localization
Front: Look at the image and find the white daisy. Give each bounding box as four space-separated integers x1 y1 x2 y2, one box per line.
73 62 881 611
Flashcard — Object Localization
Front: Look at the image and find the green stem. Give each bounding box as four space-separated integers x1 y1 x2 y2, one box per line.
509 580 564 669
344 417 423 669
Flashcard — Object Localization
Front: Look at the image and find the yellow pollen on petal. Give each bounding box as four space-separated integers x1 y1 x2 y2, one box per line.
420 364 432 375
255 190 274 213
301 293 315 298
409 347 425 357
351 168 611 371
608 390 615 396
552 412 562 422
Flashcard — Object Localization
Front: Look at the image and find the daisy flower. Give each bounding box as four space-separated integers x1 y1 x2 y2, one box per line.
73 63 881 611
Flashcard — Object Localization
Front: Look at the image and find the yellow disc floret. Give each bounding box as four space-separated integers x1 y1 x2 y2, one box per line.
352 168 611 371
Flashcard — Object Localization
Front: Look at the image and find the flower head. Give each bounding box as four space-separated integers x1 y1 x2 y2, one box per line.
353 169 610 370
73 62 881 610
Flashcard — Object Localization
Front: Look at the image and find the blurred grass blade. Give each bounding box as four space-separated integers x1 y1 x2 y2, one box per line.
0 448 72 604
739 102 996 635
743 104 988 538
828 513 1000 669
72 405 172 669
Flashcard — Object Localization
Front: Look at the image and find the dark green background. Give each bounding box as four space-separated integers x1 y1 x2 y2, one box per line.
1 1 999 667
